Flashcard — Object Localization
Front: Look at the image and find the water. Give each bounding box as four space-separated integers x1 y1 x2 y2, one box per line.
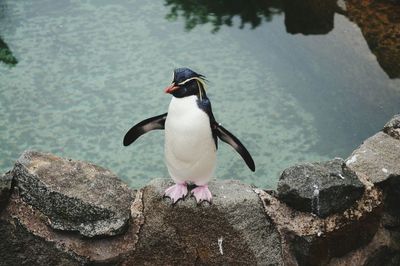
1 0 399 189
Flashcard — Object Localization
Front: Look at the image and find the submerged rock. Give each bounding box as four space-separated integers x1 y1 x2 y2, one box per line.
277 158 365 218
0 171 13 212
128 178 284 265
12 150 134 237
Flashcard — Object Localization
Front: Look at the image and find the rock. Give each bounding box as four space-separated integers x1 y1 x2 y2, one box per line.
277 158 365 218
364 246 400 266
346 130 400 254
346 0 400 79
1 175 284 265
0 191 143 265
328 226 391 266
380 175 400 220
126 178 284 265
12 150 134 237
2 120 399 265
383 114 400 140
0 204 83 266
0 171 13 212
346 132 400 184
256 184 382 266
0 144 391 265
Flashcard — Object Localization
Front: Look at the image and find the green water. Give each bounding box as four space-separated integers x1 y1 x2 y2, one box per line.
1 0 399 189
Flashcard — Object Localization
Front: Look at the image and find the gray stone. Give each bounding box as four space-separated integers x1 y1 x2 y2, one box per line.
127 178 284 265
0 192 143 265
277 158 365 218
12 150 134 237
346 132 400 184
0 171 13 212
0 214 83 266
346 131 400 254
1 130 398 265
256 183 382 266
383 114 400 140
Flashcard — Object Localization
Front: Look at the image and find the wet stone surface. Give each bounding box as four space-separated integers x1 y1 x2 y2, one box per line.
277 158 365 218
12 150 134 237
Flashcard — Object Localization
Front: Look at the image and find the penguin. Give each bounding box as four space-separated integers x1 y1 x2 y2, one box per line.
123 67 255 204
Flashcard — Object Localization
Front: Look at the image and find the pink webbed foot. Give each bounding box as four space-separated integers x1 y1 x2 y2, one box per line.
191 185 212 203
164 183 188 204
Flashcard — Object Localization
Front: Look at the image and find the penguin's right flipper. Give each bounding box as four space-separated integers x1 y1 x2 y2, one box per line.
123 113 167 146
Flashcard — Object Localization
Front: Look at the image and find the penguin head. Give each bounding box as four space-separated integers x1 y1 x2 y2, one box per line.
164 68 206 98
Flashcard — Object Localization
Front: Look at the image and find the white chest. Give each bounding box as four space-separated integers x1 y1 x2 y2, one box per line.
165 96 210 136
165 96 215 157
164 96 217 182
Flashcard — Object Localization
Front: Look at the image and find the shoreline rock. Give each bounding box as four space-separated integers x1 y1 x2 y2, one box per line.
383 114 400 140
0 114 399 265
0 191 143 265
128 179 283 265
13 150 134 238
277 158 365 218
346 132 400 185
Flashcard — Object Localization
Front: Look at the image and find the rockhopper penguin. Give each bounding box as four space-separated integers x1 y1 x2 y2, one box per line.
123 68 255 203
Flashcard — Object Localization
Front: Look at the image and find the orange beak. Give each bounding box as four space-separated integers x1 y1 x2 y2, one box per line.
164 83 179 94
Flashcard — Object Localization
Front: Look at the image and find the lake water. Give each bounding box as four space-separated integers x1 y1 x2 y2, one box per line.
1 0 399 189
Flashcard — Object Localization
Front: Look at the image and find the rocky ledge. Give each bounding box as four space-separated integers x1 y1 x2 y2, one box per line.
13 150 134 237
1 115 400 265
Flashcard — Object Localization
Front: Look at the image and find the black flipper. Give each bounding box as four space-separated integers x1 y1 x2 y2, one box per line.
213 122 256 172
123 113 167 146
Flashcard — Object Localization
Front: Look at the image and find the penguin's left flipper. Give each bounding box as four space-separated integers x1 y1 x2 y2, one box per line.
123 113 167 146
213 122 256 172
